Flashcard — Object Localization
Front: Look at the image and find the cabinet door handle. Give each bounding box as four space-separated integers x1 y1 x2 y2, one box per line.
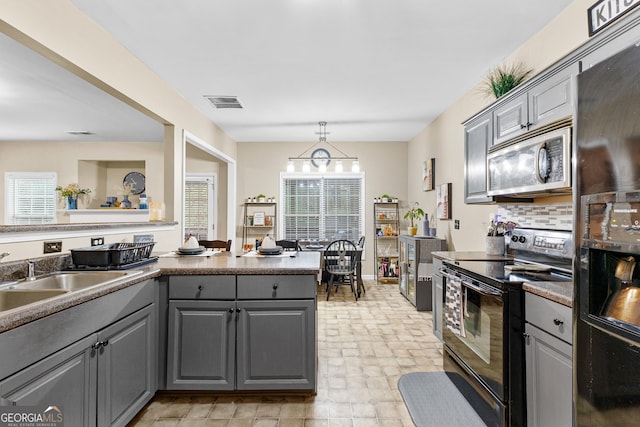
553 318 564 326
91 342 101 350
236 308 241 313
523 332 530 344
273 283 279 290
198 285 203 291
101 339 109 347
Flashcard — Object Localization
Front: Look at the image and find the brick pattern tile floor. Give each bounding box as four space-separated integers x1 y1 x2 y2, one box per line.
128 281 444 426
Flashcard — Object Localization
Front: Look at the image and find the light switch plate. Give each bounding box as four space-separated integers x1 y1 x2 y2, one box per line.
454 220 460 229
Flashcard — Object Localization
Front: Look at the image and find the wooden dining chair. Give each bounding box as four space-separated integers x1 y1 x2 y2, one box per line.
198 239 232 251
324 239 360 301
276 239 300 251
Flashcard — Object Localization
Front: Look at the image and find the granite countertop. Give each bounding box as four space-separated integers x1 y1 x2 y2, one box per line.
0 251 321 334
523 281 573 308
157 250 321 275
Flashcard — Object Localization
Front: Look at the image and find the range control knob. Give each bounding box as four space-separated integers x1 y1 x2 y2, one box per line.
511 235 519 242
519 236 526 243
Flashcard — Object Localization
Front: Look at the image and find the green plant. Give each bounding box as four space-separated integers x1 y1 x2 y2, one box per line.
55 183 91 199
257 194 266 198
482 62 533 99
381 194 390 199
403 202 425 228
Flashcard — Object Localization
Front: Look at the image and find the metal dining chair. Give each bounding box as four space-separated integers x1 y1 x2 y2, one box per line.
276 239 300 251
324 239 360 301
198 239 232 251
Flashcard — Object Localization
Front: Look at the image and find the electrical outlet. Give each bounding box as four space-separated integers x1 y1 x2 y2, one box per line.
91 237 104 246
454 219 460 230
44 241 62 253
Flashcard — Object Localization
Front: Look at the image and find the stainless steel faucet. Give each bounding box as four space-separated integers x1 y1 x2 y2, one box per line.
26 260 36 281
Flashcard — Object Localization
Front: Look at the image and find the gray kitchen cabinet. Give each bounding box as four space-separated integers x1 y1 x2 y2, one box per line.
0 334 96 425
493 65 576 145
166 274 317 392
236 299 316 390
0 302 156 427
464 113 494 204
432 257 444 341
398 236 447 311
166 300 235 390
525 293 573 427
166 275 236 390
96 304 157 427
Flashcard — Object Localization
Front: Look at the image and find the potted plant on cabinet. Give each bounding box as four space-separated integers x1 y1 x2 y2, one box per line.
403 202 425 236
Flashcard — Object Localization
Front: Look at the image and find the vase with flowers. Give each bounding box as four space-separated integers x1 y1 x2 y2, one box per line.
55 183 91 210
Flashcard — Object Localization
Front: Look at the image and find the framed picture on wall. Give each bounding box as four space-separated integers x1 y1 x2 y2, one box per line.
436 183 452 219
422 158 435 191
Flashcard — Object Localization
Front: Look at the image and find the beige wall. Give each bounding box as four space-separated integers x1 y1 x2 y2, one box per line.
0 0 609 263
0 0 237 256
0 140 164 211
237 140 408 276
407 0 594 251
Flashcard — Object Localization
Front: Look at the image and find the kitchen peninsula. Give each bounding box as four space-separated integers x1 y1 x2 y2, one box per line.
0 251 321 426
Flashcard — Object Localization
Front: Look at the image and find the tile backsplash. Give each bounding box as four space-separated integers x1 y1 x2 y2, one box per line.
497 202 573 231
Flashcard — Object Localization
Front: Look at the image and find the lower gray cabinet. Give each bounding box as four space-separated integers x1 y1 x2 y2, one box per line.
0 334 96 425
236 299 316 390
0 303 156 427
525 293 573 427
166 274 317 392
97 304 157 427
167 300 235 390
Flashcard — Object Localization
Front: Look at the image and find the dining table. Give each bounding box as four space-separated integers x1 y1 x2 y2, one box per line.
300 242 365 298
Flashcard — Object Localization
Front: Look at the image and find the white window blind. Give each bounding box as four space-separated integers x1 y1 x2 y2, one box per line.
184 175 216 240
5 172 56 224
281 174 364 242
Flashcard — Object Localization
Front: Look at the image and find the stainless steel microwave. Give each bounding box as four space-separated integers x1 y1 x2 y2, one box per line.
487 126 572 197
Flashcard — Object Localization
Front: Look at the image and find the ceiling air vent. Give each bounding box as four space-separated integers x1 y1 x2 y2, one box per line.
65 131 93 135
204 95 243 109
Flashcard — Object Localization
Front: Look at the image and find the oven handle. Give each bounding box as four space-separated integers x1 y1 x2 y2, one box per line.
461 279 502 297
440 269 502 297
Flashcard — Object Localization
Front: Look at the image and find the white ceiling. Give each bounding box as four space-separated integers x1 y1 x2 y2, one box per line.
2 1 575 143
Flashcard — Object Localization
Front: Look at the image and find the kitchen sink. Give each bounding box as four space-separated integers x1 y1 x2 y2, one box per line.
0 289 69 311
0 270 144 311
9 270 143 292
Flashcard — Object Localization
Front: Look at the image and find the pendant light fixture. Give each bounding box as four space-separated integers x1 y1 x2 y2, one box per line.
286 122 360 173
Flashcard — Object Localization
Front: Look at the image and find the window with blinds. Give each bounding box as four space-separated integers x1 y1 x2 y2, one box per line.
5 172 57 224
184 176 216 240
281 174 364 242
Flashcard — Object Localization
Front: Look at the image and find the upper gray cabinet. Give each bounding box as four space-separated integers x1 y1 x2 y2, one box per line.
464 112 494 204
493 65 577 145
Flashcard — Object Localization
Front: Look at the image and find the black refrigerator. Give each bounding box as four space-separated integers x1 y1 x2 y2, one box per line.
575 42 640 427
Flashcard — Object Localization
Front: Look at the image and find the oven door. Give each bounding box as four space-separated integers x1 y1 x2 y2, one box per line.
442 269 506 400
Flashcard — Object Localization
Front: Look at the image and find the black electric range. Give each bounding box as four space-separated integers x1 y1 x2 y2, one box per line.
440 228 573 427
